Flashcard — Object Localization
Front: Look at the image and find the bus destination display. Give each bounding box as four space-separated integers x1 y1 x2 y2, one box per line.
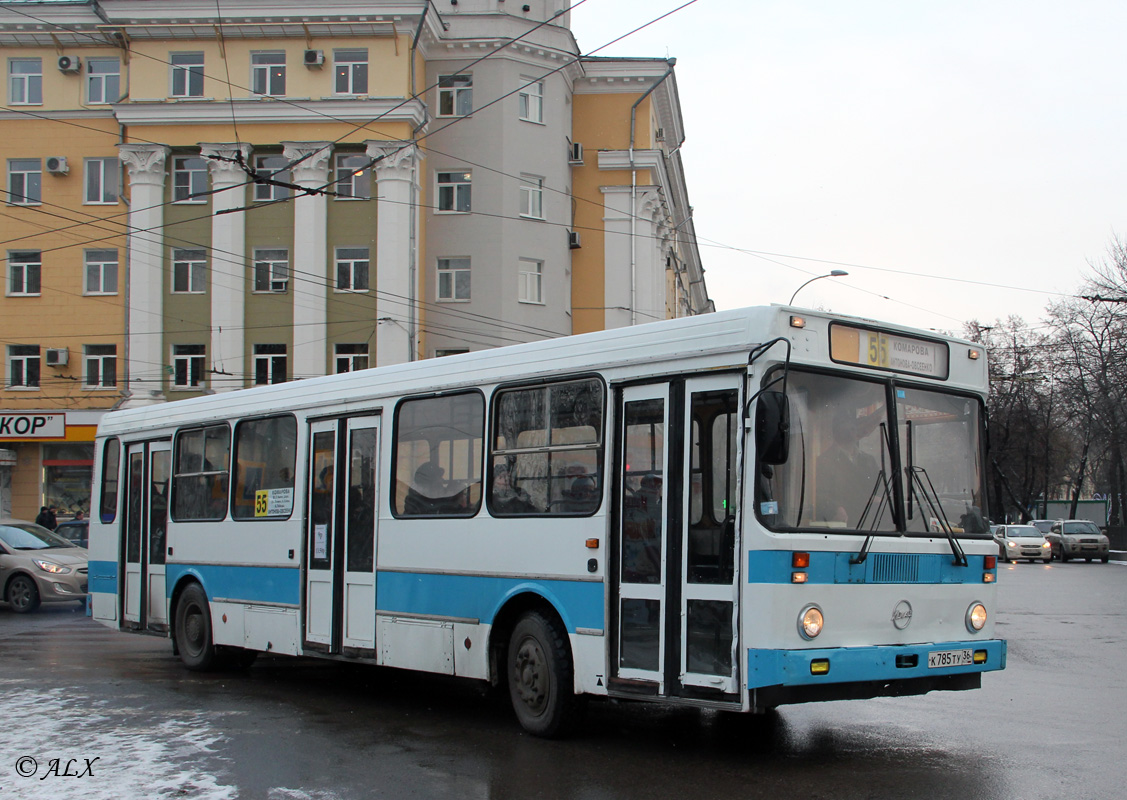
829 323 950 379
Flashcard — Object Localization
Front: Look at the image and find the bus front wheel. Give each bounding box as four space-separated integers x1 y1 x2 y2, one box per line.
175 583 218 671
507 611 575 738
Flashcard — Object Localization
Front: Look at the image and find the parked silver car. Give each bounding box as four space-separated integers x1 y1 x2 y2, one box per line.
993 524 1052 563
0 519 89 613
1046 520 1111 563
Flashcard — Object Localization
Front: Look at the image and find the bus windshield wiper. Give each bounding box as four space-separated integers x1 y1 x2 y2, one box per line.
908 465 968 566
852 422 894 564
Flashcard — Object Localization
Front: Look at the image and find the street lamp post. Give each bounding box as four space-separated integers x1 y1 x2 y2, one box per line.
789 270 849 304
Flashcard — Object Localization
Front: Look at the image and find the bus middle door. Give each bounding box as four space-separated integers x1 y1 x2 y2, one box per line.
121 440 171 632
304 416 380 656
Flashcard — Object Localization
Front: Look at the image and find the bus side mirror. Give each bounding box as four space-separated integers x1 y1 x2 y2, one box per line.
755 391 790 465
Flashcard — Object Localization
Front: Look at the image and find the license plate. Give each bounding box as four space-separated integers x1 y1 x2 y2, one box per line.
928 649 973 668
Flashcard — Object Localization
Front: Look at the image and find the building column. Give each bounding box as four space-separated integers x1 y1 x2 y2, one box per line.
200 143 251 390
635 187 667 325
282 141 332 379
600 185 633 330
118 143 170 406
368 141 422 366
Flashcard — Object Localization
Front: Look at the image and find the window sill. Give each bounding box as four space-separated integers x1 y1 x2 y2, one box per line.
172 199 209 205
434 209 471 215
83 200 119 206
6 293 43 298
83 291 118 297
436 298 471 304
518 299 546 306
518 117 546 126
83 385 118 392
333 288 371 294
170 291 207 295
519 214 546 222
4 386 41 392
7 202 43 208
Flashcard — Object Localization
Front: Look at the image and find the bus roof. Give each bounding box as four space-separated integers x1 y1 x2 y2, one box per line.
97 305 987 437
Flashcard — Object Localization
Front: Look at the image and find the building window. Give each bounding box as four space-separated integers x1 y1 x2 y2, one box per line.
392 392 484 518
85 158 119 204
86 58 120 104
519 258 544 304
334 154 370 199
172 344 206 389
8 251 41 296
172 249 207 294
84 344 117 389
435 349 469 358
334 49 368 95
438 74 472 117
254 155 292 202
253 248 289 293
170 53 205 98
518 78 543 123
8 58 42 105
253 344 287 385
251 52 286 96
8 159 41 205
520 176 544 219
7 345 40 389
436 171 471 213
84 249 118 295
335 343 369 373
335 247 370 292
172 156 208 203
437 257 470 302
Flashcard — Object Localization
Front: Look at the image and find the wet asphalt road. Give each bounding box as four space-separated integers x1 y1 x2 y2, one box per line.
2 560 1125 800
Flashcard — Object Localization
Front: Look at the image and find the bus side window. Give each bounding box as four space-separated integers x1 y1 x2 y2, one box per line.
490 378 604 517
172 424 231 521
393 392 484 518
99 437 121 524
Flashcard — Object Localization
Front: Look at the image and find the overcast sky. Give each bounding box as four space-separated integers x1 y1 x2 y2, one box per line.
570 0 1127 334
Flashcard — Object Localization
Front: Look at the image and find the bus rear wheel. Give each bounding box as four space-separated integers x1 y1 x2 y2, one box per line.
175 583 218 671
507 611 575 738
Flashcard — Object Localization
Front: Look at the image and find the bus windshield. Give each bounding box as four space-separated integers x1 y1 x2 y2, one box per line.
757 369 988 536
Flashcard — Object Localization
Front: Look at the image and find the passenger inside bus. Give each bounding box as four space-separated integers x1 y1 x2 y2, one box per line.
491 462 535 514
815 406 883 527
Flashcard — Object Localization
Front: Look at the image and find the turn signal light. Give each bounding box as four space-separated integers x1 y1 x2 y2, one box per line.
586 538 599 549
792 552 810 568
973 650 988 664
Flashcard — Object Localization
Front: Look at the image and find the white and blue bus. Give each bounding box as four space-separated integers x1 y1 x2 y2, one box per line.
88 306 1004 736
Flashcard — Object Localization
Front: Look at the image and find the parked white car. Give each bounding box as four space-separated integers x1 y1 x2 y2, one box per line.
992 524 1052 563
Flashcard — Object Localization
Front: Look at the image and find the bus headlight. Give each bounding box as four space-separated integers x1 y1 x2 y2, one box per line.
966 602 987 633
799 605 824 640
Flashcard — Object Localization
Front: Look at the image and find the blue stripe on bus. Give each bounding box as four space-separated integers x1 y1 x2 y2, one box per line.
747 551 997 584
376 572 605 633
165 563 302 607
90 560 602 631
88 560 117 594
747 638 1006 688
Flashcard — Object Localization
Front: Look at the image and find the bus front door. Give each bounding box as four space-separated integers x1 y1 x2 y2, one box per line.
613 377 741 700
304 416 380 656
121 440 171 632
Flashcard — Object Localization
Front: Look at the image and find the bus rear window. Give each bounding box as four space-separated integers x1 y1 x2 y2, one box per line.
173 425 231 521
232 415 297 520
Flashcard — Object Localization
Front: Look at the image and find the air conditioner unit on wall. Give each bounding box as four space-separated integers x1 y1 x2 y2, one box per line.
45 348 69 367
304 49 324 67
57 55 81 73
568 231 582 249
568 142 584 165
45 157 69 175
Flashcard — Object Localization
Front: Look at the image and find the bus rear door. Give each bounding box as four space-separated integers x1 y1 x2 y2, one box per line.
121 440 171 632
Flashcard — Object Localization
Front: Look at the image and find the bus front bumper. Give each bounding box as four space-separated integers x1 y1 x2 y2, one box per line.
747 639 1006 703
